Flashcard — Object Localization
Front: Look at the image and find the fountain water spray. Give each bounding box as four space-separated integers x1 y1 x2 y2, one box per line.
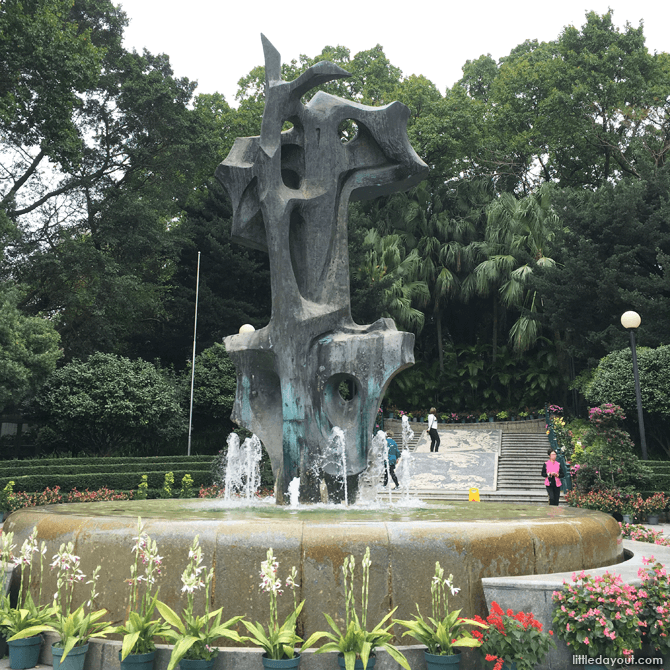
397 415 416 501
395 446 415 501
243 435 262 500
288 477 301 507
223 432 263 501
356 430 387 502
401 415 414 450
223 433 241 501
327 427 348 505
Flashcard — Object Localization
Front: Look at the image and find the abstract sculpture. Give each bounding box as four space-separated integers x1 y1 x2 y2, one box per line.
216 36 427 502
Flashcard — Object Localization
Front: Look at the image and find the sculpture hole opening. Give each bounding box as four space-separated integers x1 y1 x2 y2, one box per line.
338 119 358 144
281 144 304 189
338 378 358 401
289 208 310 298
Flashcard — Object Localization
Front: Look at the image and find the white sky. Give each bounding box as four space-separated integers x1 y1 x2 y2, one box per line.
118 0 670 105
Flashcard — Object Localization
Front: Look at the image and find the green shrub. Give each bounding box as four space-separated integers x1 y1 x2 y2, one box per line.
136 475 149 500
179 474 194 498
159 472 174 499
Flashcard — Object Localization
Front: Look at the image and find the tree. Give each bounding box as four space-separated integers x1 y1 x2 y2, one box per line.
184 343 236 433
472 183 559 354
0 286 62 412
533 166 670 366
580 346 670 458
2 0 226 360
32 353 185 454
487 11 670 191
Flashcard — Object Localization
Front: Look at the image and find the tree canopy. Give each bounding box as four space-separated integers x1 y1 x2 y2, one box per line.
1 5 669 448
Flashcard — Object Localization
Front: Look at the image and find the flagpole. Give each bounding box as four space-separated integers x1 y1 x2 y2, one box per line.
187 251 201 456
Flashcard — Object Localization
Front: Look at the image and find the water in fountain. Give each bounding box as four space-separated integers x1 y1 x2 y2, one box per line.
223 432 263 501
288 477 301 507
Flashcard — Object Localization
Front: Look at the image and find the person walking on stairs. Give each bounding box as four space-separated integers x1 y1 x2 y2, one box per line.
427 407 440 452
542 449 565 506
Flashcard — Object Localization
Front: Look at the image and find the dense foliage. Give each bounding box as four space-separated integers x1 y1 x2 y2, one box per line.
1 4 669 452
31 353 185 455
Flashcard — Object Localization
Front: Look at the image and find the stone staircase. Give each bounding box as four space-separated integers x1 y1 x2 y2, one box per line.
493 432 554 504
498 432 551 491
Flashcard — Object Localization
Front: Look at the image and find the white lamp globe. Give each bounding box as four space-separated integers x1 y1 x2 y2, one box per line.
239 324 255 334
621 311 641 329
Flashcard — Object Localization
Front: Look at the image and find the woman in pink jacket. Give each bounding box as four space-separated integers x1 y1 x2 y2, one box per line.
541 449 565 506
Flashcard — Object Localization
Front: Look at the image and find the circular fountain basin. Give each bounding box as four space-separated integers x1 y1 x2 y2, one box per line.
5 500 622 640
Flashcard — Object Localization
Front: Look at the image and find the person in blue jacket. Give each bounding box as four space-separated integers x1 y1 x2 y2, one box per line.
383 431 400 489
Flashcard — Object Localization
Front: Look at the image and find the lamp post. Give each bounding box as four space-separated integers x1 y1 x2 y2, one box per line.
620 310 648 460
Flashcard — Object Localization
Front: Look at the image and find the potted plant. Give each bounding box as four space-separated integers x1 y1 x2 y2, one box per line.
471 602 555 670
552 571 642 660
440 414 449 424
157 535 243 670
113 518 172 670
478 413 487 424
495 411 509 422
395 561 486 669
518 411 529 421
408 413 415 422
311 547 410 670
0 528 55 669
643 492 666 525
242 548 317 669
49 542 115 670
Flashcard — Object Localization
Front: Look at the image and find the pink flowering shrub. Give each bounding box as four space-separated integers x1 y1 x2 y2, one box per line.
620 523 670 546
637 557 670 653
571 403 652 493
565 488 638 515
552 571 642 658
8 486 132 511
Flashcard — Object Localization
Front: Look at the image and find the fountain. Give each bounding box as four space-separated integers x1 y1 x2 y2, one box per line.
4 36 624 670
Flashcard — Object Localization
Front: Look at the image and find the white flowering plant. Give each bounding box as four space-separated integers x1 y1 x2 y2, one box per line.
113 518 173 659
395 562 486 655
49 542 114 660
242 548 312 660
0 527 56 640
156 535 243 670
311 547 410 670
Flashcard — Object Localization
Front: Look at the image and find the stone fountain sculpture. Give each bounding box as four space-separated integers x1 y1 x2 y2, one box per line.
216 36 428 502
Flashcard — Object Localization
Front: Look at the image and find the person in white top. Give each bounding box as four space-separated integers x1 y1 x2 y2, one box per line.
426 407 440 452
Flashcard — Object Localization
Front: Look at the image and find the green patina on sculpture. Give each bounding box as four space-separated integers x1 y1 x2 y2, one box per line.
216 36 427 503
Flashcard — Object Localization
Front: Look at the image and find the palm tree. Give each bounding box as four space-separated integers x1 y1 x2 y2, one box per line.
472 183 559 354
377 181 490 371
357 229 428 332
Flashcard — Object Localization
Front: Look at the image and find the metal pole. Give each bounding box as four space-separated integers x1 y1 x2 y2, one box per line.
187 252 201 456
628 328 648 460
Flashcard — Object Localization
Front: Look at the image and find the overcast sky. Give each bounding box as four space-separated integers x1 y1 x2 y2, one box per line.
118 0 670 105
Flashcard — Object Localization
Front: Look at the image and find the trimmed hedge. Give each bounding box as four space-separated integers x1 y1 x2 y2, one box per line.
0 455 213 472
645 461 670 492
1 469 212 493
0 462 213 479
